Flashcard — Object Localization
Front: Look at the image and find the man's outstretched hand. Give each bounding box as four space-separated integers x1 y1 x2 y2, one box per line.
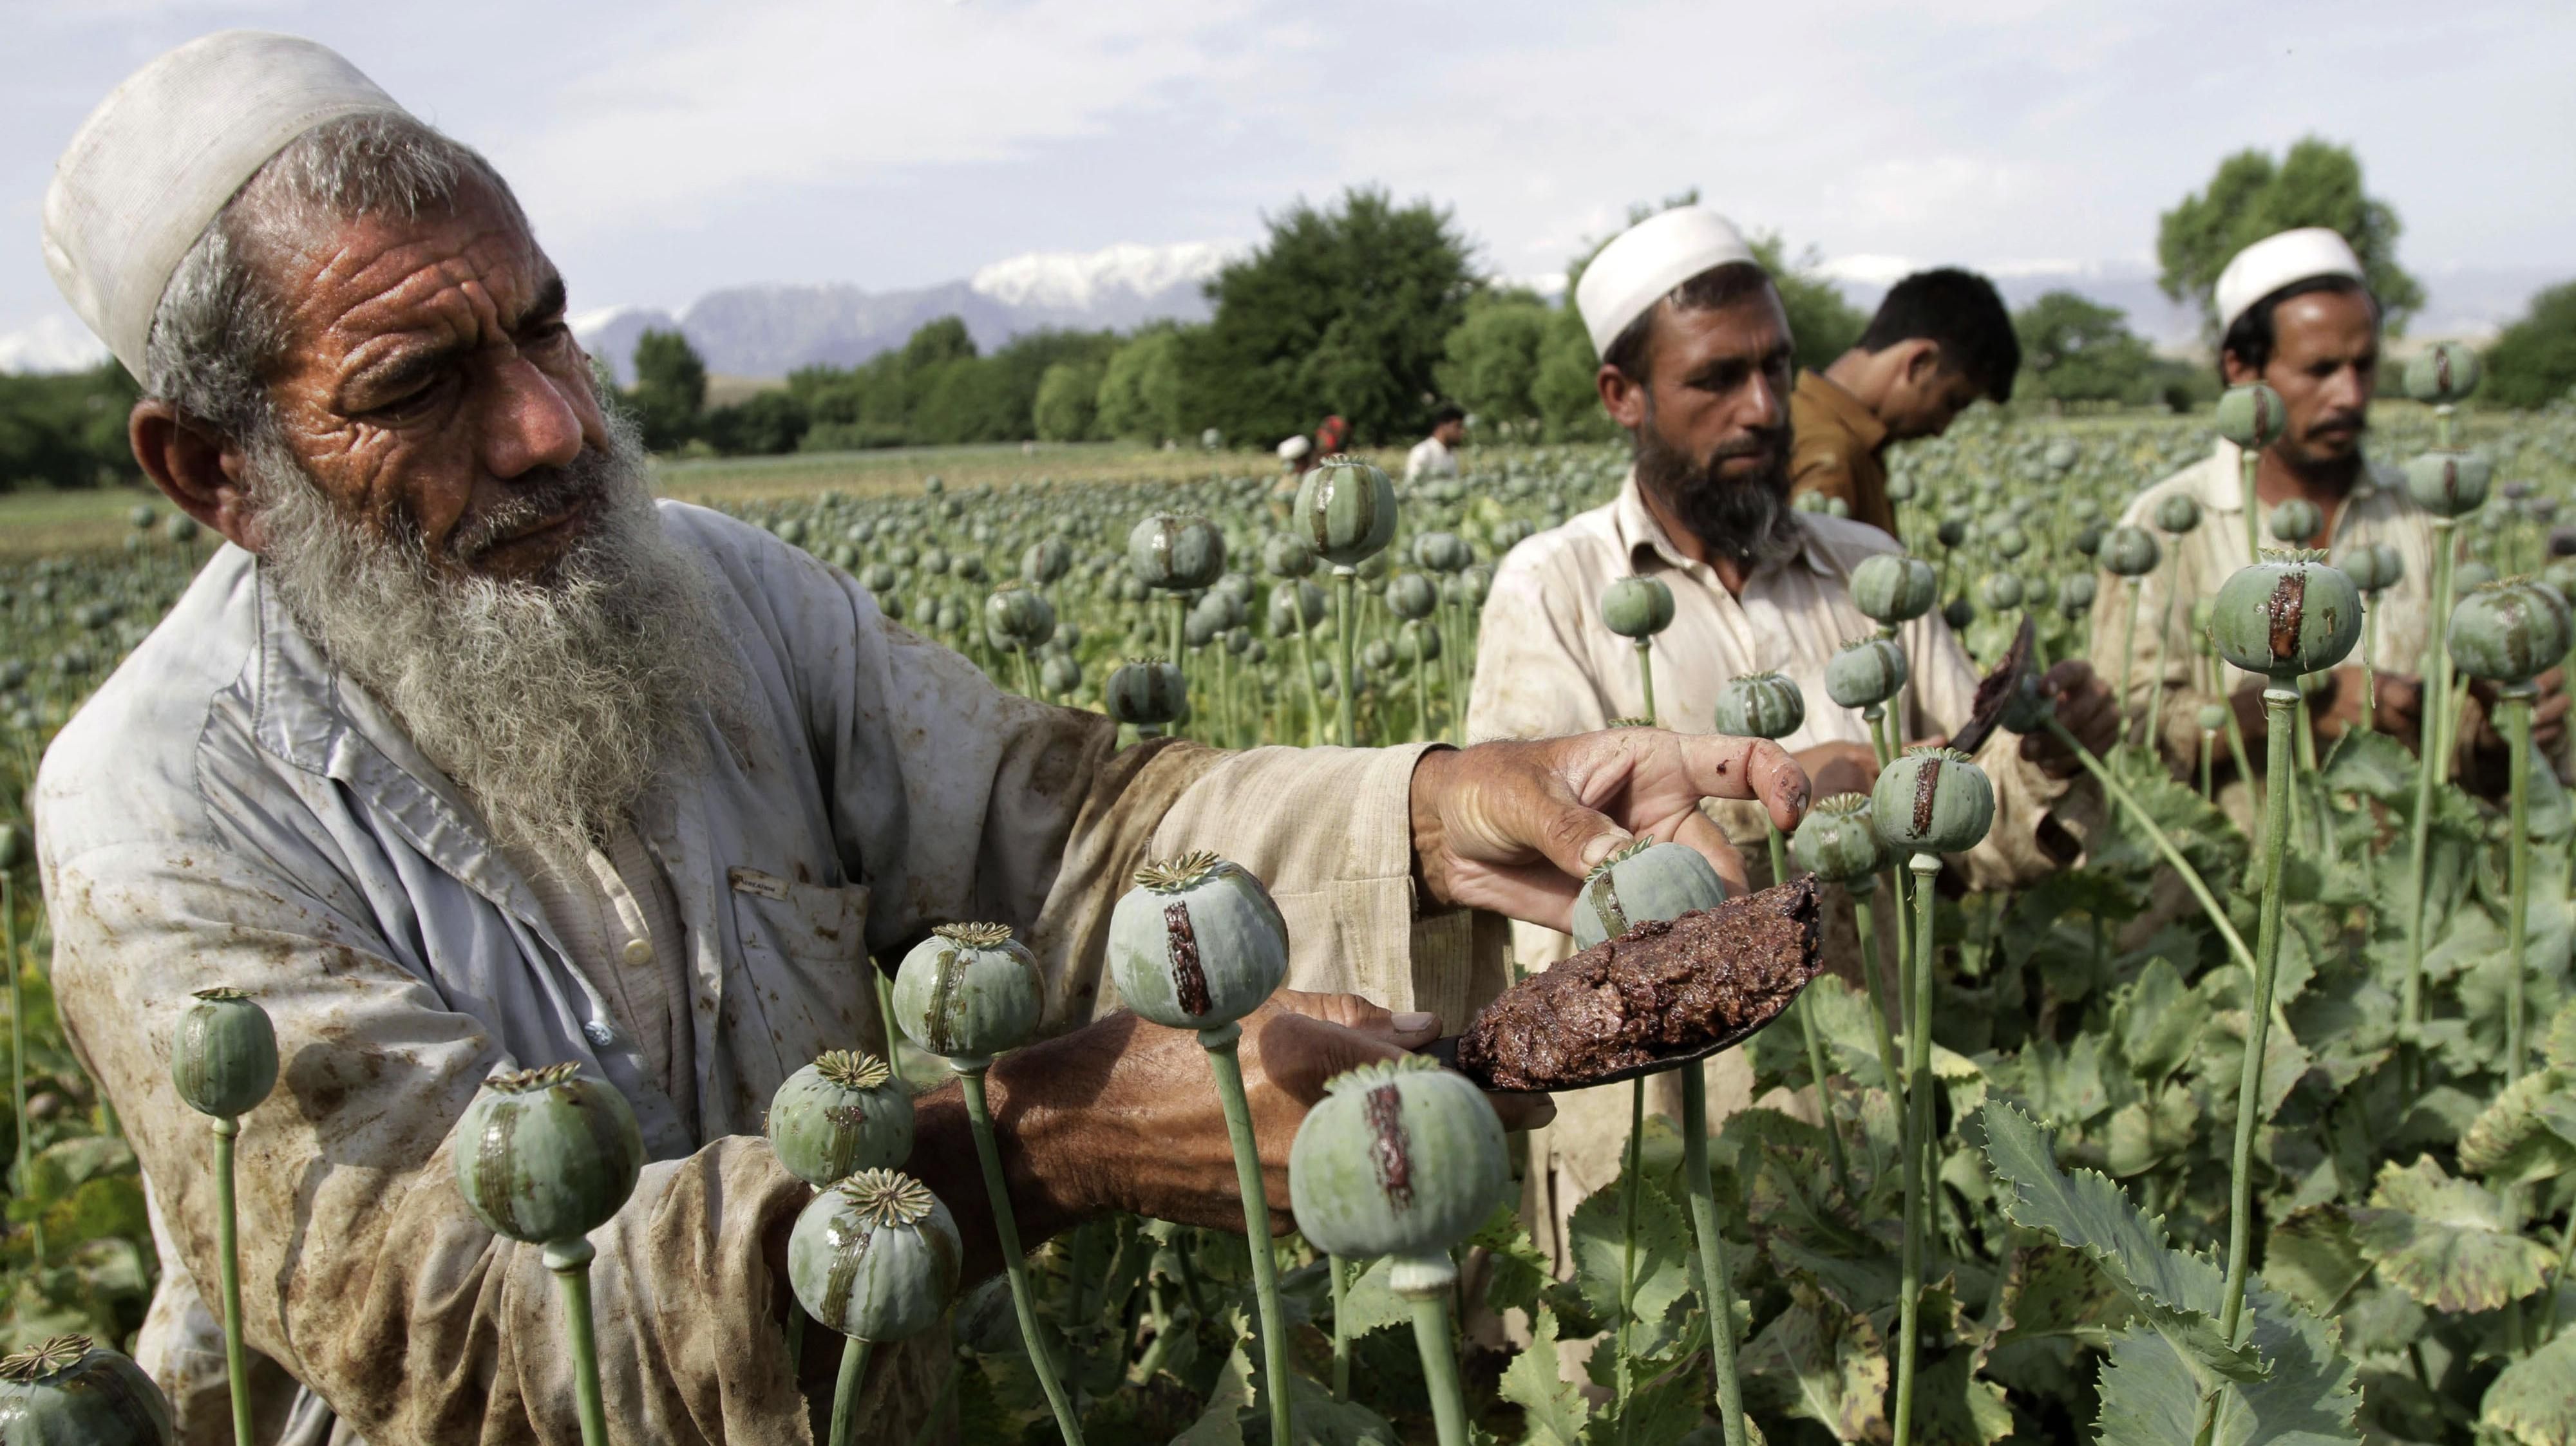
2017 659 2119 778
1408 728 1809 929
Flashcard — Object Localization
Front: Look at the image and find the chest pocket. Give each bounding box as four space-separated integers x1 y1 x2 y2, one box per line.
728 867 878 1057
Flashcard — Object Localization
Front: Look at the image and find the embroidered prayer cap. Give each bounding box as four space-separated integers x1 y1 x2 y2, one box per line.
1573 207 1759 359
2213 227 2365 337
43 30 409 380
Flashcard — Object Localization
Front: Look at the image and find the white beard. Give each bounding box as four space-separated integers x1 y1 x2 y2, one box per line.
246 408 747 864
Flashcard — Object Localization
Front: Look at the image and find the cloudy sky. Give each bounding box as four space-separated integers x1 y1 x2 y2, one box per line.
5 0 2570 356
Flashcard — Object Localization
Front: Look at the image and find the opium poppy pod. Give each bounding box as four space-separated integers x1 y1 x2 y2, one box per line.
2209 550 2363 682
2058 574 2098 617
1386 572 1439 621
1569 840 1728 950
2214 384 2287 451
786 1170 961 1344
985 585 1056 648
1792 794 1886 885
766 1051 914 1188
1825 635 1909 709
1871 746 1996 857
1712 671 1806 740
1126 514 1226 591
2405 342 2483 405
169 988 277 1120
1412 531 1473 574
2338 542 2404 594
1849 553 1938 626
1262 533 1318 579
1107 852 1291 1032
453 1063 645 1245
1295 456 1399 568
2153 493 2202 536
893 924 1043 1068
1600 576 1676 639
2448 580 2573 686
1981 573 2024 610
1021 538 1070 586
1287 1056 1507 1268
1103 657 1187 728
2099 525 2161 578
2269 498 2324 545
2404 451 2493 518
1267 581 1326 635
0 1335 174 1446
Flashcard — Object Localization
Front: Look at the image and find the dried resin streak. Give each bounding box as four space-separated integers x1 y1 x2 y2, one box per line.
1452 876 1823 1092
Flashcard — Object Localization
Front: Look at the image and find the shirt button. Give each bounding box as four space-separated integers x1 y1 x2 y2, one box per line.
621 938 654 967
583 1020 617 1047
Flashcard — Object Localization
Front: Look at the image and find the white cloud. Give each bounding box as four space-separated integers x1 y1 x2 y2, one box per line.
0 312 109 375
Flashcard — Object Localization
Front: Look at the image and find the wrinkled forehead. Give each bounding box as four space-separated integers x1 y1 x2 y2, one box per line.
253 177 558 371
1648 284 1792 375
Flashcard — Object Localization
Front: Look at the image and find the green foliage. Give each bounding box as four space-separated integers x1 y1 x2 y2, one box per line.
2014 291 2164 407
2481 1331 2576 1446
784 321 1119 452
2350 1156 2557 1313
1746 232 1867 373
1178 187 1477 448
1435 290 1553 431
0 363 140 491
624 328 709 451
700 390 808 456
2155 136 2425 337
1032 359 1105 442
1095 328 1188 443
2485 282 2576 409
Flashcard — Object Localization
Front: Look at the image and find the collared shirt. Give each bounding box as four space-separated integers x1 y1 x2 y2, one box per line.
36 502 1481 1446
1468 474 2086 907
1789 369 1895 537
2088 440 2443 767
1405 435 1459 482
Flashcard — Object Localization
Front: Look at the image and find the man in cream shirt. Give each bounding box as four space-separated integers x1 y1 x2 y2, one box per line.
1466 206 2118 1273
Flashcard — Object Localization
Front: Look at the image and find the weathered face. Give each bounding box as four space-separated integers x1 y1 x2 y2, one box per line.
1615 289 1796 480
2228 288 2379 471
255 177 610 583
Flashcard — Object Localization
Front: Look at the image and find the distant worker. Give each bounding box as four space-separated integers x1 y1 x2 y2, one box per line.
1316 413 1350 458
1788 268 2021 537
1406 402 1466 483
1271 433 1316 515
2095 227 2566 793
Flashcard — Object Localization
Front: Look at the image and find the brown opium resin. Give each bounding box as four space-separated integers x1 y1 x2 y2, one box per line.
1453 877 1823 1092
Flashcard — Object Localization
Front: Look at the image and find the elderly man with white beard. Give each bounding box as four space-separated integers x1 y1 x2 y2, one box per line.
30 33 1810 1446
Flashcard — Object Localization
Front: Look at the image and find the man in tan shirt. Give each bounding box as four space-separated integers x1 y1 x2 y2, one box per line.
2094 227 2566 791
1468 207 2116 1274
1790 268 2022 537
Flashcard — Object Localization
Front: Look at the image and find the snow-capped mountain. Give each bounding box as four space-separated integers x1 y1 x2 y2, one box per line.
571 239 1240 382
970 241 1242 312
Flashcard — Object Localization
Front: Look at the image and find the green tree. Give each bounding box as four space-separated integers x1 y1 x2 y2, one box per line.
627 328 707 451
1531 306 1615 442
1437 289 1552 428
1177 187 1477 447
2484 282 2576 409
2013 290 2160 406
1748 232 1866 371
1033 359 1104 441
901 316 978 370
2156 137 2425 338
1095 328 1187 442
703 389 810 455
0 361 138 489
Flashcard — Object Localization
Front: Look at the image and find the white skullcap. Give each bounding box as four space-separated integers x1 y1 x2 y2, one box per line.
2213 227 2365 337
43 31 409 380
1277 435 1312 461
1573 207 1759 358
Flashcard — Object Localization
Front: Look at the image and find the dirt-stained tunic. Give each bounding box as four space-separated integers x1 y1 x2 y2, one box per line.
34 502 1479 1445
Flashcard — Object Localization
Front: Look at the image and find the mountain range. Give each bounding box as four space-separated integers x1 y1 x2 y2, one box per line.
3 240 2561 380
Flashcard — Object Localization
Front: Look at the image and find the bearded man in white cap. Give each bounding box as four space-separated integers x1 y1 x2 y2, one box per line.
32 33 1814 1445
2092 227 2565 794
1464 205 2117 1275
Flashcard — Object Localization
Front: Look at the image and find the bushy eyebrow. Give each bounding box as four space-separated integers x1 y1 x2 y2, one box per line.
345 270 569 408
